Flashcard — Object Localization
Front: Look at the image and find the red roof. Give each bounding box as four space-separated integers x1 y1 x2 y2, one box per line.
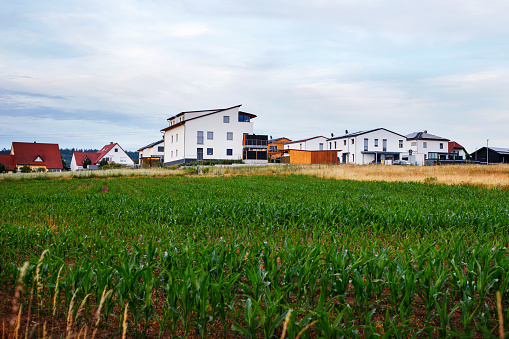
95 143 117 162
11 142 63 169
0 154 15 171
72 152 102 166
448 141 466 153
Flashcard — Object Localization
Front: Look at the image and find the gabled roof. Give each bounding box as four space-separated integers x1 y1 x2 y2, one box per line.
0 154 15 171
284 136 327 145
489 147 509 155
161 105 255 132
448 141 466 153
328 128 406 141
138 139 164 152
11 142 63 169
406 131 449 141
73 152 102 166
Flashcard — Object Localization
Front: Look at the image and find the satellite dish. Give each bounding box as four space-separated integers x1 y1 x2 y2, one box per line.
345 130 348 134
331 133 334 138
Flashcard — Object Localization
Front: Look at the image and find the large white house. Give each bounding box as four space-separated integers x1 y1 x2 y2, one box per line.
161 105 257 165
327 128 406 164
138 139 164 167
283 136 329 151
70 142 135 171
404 131 450 165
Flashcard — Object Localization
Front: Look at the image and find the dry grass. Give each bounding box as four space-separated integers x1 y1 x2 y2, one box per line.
2 164 509 189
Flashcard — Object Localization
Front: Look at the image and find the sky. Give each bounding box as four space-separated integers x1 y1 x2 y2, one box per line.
1 0 508 153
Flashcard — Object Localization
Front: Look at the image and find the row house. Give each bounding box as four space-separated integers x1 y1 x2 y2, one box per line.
328 128 406 164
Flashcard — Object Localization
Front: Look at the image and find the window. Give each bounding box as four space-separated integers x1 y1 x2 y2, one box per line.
319 143 324 150
207 148 213 155
171 135 174 143
423 142 427 148
411 142 417 147
329 142 332 149
227 149 233 156
197 148 203 161
197 131 204 144
374 139 378 147
223 116 230 123
207 131 214 140
440 143 443 149
238 114 249 122
227 132 233 140
115 148 118 152
334 141 337 149
344 140 346 145
351 139 354 144
158 146 164 152
364 138 368 151
352 154 355 162
176 150 178 157
176 134 178 142
269 146 277 151
399 140 403 148
383 139 387 152
171 151 173 158
300 143 302 150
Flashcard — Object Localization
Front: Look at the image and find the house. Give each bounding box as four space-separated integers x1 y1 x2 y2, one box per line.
284 136 328 151
470 147 509 164
268 137 291 161
0 154 16 172
328 128 406 164
448 142 468 160
70 142 135 171
161 105 261 165
138 139 164 167
8 142 63 172
404 131 449 165
280 149 339 165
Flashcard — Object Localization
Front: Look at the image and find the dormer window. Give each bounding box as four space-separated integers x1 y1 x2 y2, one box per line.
238 114 250 122
34 156 43 162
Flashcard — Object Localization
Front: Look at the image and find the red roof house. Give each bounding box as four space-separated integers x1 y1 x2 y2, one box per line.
70 142 134 171
0 154 16 172
10 142 63 172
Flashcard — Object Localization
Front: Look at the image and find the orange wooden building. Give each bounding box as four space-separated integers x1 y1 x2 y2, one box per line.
282 149 339 164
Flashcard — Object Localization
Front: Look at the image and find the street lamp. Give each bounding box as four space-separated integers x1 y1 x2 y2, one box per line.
486 139 489 165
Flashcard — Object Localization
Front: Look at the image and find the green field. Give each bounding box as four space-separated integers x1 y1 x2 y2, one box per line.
1 175 509 338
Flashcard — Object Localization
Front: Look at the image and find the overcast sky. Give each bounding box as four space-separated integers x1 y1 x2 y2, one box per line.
1 0 508 152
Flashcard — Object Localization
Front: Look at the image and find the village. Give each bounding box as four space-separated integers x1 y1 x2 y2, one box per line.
0 104 507 173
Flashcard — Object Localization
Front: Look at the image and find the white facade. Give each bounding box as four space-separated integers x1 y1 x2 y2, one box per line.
284 136 328 151
403 131 450 165
162 105 255 165
100 144 135 166
138 140 164 162
328 128 406 165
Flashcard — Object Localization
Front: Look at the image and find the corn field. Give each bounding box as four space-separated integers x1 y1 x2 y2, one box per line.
0 175 508 338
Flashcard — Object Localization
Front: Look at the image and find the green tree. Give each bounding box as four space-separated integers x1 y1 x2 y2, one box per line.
61 155 67 169
83 157 92 169
0 163 5 173
99 158 108 167
20 165 31 173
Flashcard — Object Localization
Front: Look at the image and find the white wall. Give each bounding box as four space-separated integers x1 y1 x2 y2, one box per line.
102 144 135 166
284 137 328 151
139 141 164 160
163 106 253 164
329 129 406 164
70 154 80 171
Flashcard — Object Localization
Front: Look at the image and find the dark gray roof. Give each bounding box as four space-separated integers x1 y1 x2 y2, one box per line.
328 128 406 141
137 139 164 151
406 131 449 141
489 147 509 154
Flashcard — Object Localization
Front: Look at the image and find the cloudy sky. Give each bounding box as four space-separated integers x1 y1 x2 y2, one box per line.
1 0 508 152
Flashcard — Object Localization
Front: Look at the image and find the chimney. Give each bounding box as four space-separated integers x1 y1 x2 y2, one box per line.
424 130 427 133
110 142 113 144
